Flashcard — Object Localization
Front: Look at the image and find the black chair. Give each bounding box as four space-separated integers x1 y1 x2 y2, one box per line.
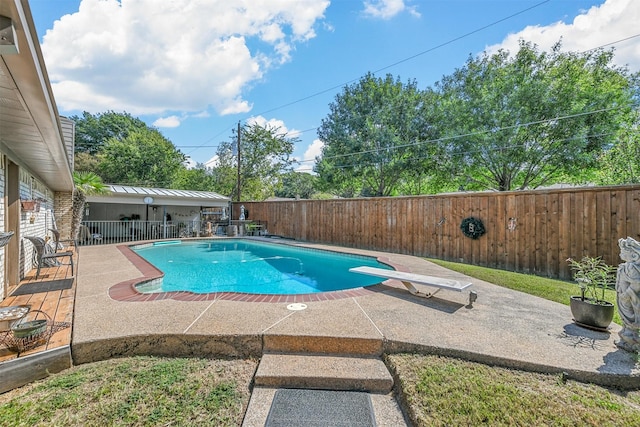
23 236 74 278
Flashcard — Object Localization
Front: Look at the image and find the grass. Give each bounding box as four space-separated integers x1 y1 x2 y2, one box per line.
428 258 623 326
3 355 638 427
388 354 640 426
0 356 257 427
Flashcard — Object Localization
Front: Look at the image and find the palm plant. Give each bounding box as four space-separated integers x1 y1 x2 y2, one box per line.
71 172 109 240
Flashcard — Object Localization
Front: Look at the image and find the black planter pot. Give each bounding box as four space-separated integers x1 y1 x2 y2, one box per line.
570 296 614 330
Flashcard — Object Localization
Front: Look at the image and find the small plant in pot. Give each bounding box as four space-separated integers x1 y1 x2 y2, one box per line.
566 256 616 330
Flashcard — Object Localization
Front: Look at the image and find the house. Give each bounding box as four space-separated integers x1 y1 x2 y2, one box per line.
0 0 75 301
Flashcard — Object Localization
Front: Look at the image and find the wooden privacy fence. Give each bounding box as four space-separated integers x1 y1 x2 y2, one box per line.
236 185 640 280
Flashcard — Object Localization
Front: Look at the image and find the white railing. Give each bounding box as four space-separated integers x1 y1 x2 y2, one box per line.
79 220 268 245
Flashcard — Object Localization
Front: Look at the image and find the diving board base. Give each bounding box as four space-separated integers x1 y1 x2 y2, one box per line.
400 281 441 298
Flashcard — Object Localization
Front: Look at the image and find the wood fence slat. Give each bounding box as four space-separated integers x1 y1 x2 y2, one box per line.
584 191 597 258
479 195 490 267
547 193 559 278
573 191 584 260
526 194 536 274
596 190 610 262
558 192 571 280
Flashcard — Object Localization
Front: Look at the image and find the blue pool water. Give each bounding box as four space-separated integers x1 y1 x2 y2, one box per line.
133 239 392 295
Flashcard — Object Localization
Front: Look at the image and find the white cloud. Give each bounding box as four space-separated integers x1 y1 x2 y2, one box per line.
184 156 198 169
204 155 220 169
295 138 324 173
304 138 324 161
362 0 420 20
153 115 181 128
485 0 640 72
247 115 301 138
41 0 330 115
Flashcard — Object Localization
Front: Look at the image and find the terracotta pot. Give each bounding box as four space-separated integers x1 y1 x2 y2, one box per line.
570 296 614 330
20 200 40 212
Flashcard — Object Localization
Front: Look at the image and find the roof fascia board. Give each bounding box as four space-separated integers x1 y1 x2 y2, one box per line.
86 195 230 207
2 0 73 190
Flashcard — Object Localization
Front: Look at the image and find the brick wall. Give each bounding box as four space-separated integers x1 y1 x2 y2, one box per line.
54 191 74 241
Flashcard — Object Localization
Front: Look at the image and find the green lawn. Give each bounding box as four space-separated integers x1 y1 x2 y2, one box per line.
0 357 257 427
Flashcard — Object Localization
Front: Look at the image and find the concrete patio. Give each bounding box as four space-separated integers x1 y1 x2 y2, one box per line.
68 237 640 424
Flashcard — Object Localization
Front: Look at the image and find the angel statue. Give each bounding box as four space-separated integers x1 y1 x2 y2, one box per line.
616 237 640 353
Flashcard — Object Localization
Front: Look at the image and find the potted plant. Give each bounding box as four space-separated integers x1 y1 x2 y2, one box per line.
566 256 616 330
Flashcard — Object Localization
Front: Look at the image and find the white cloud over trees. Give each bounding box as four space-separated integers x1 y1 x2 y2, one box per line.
486 0 639 72
41 0 330 116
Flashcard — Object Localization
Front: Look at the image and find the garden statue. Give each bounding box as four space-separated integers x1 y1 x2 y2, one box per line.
615 237 640 353
239 205 245 221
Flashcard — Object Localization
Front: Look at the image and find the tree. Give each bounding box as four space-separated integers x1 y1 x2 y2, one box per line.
74 152 100 173
214 122 297 201
596 119 640 184
171 164 218 191
275 171 318 199
316 73 434 197
434 40 638 191
71 171 109 240
71 111 149 155
97 128 186 187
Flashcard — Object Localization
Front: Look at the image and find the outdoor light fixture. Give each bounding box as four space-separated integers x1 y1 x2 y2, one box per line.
0 15 19 55
143 196 154 204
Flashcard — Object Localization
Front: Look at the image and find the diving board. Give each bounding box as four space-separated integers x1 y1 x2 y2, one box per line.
349 266 476 302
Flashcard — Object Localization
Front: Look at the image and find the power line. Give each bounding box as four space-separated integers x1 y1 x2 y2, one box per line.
295 106 630 164
288 32 640 143
584 33 640 52
332 130 629 170
186 0 553 156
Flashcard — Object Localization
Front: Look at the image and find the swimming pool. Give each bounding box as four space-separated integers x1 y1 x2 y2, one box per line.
132 239 393 295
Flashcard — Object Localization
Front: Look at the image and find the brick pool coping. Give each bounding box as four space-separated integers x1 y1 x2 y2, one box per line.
108 239 407 303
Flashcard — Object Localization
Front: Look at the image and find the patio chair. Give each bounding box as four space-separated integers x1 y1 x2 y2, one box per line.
49 228 77 253
23 236 74 279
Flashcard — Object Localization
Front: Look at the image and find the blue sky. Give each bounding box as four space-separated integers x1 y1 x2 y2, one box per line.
28 0 639 175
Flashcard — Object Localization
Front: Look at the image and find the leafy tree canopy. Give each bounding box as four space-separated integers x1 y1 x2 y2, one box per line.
170 164 218 192
316 73 432 197
434 40 638 191
315 42 639 195
97 128 186 187
275 171 318 199
596 113 640 184
71 111 149 155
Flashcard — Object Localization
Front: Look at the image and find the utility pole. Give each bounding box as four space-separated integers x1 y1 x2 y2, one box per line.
236 121 241 202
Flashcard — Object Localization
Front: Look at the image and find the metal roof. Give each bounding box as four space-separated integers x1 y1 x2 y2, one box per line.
107 185 229 201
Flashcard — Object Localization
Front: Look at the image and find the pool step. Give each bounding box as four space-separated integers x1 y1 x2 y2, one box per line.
254 353 393 393
263 334 382 356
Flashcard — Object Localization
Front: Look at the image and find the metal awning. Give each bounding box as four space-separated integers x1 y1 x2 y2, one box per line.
87 185 230 207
